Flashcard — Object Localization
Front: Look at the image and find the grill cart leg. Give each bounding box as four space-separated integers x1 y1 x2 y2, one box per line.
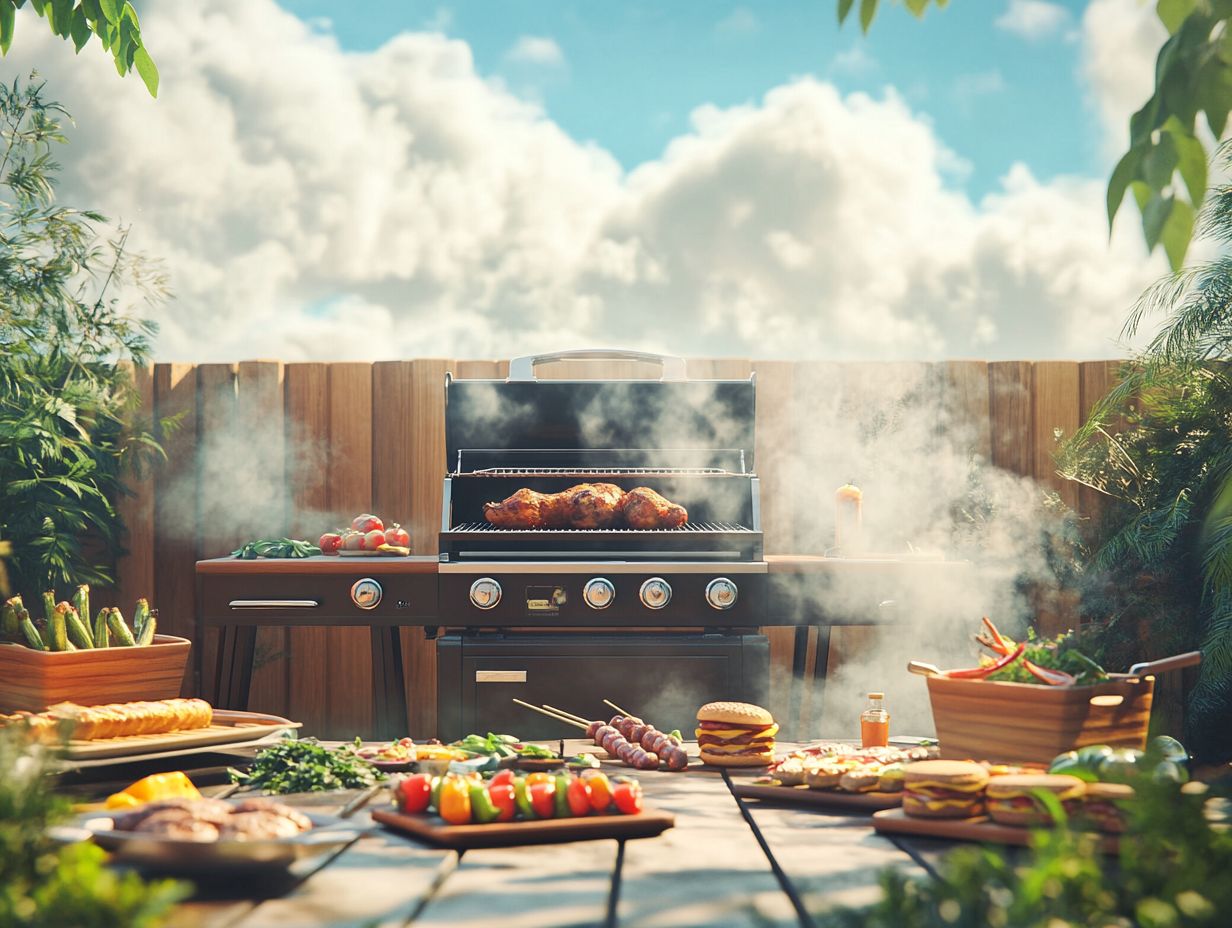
213 625 256 710
370 626 408 740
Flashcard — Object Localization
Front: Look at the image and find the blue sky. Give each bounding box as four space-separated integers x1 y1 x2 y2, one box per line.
279 0 1097 197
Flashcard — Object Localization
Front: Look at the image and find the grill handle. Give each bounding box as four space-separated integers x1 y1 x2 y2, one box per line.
507 348 688 382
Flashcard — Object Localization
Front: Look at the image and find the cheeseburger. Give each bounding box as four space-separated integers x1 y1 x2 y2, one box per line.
985 774 1086 827
902 760 989 819
1081 782 1133 834
695 701 777 767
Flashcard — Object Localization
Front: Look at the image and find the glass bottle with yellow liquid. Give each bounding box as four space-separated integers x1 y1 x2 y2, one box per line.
860 692 890 748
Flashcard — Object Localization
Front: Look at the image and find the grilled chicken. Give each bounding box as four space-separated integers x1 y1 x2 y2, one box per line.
483 484 626 529
483 484 688 529
622 486 688 529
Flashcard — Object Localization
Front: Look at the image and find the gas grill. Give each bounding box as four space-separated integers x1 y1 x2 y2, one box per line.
435 349 770 740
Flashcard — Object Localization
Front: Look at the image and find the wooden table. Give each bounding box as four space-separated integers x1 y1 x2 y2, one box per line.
79 740 940 928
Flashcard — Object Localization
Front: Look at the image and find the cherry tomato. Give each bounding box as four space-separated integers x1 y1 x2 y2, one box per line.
395 773 433 814
566 776 593 817
384 523 411 547
352 513 385 533
525 772 552 786
489 769 516 787
438 775 472 825
528 780 556 818
612 780 643 815
318 532 343 555
488 782 517 822
582 772 613 813
341 531 364 551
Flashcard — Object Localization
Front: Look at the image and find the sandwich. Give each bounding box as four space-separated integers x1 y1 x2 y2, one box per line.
695 701 777 767
839 765 884 793
1081 782 1134 833
985 774 1086 827
902 760 990 819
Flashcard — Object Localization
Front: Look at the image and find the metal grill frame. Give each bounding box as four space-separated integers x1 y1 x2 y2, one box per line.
448 520 753 534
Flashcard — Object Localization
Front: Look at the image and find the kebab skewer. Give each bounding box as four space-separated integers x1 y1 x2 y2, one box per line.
511 700 660 770
600 699 690 771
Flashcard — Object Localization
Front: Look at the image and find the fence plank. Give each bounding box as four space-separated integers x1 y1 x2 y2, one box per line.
326 363 375 736
153 364 200 695
115 362 155 617
989 361 1034 476
1077 360 1122 523
1032 361 1082 510
285 363 331 735
236 361 289 717
943 360 992 461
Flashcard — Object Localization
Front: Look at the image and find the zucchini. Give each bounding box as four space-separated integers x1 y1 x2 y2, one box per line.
1 596 20 641
64 604 94 649
48 604 68 651
135 609 157 646
107 608 137 647
93 607 110 648
20 613 45 650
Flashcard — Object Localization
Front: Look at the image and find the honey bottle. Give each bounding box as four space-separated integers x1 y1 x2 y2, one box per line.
860 692 890 748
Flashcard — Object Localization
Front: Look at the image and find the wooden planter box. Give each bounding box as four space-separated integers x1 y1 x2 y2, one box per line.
0 635 191 713
926 674 1154 765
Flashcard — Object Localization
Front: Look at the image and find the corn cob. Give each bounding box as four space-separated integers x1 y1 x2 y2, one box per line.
92 607 111 648
107 607 136 647
1 595 21 641
62 602 94 650
135 608 157 646
48 601 68 651
132 598 150 641
20 609 44 650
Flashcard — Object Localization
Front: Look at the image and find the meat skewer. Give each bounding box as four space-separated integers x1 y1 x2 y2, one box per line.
603 701 690 772
511 700 659 770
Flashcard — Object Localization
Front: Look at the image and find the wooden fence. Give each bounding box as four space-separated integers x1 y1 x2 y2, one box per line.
106 358 1123 739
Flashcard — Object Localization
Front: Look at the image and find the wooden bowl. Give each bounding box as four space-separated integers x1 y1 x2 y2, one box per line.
0 635 191 712
926 674 1154 765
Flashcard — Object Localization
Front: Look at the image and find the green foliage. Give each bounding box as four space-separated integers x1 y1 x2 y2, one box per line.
229 736 383 794
0 0 157 96
837 1 1232 271
1058 142 1232 761
0 725 189 926
0 76 170 599
821 776 1232 927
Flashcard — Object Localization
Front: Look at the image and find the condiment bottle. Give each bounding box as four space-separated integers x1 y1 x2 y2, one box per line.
860 692 890 748
835 483 864 553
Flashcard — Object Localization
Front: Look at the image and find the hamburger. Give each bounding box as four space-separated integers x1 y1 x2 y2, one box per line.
985 774 1086 827
902 760 990 819
695 701 777 767
1081 782 1133 834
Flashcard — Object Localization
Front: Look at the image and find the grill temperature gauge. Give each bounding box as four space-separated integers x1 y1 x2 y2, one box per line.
469 577 502 610
639 577 672 610
583 578 615 610
350 578 383 610
705 577 738 610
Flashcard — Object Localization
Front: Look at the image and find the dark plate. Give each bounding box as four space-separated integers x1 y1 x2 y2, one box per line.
373 807 675 849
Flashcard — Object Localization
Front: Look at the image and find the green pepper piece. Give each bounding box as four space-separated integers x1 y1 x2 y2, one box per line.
468 781 502 824
554 773 572 818
430 775 444 812
514 777 535 819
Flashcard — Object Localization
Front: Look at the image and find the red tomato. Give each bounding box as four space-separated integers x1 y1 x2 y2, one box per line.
566 776 593 817
528 781 556 818
318 532 343 555
612 780 643 815
488 782 517 822
361 529 385 550
341 531 364 551
352 513 385 533
489 769 516 787
395 774 433 814
384 523 411 547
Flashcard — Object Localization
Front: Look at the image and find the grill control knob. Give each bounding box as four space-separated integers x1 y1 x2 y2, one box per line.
351 578 383 610
469 577 502 610
705 577 738 611
583 578 615 610
639 577 672 610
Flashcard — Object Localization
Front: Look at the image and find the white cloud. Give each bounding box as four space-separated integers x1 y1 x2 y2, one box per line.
1081 0 1167 157
716 7 760 35
951 69 1005 111
506 35 565 67
7 0 1163 363
831 44 878 76
996 0 1070 41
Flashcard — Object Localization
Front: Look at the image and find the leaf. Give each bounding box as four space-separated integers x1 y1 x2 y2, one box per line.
1130 93 1163 147
1157 0 1197 33
1161 196 1195 269
1143 133 1179 190
97 0 117 22
69 4 90 52
0 1 14 55
837 0 855 25
133 44 156 96
1166 121 1207 207
859 0 878 32
1107 145 1144 228
1143 193 1174 251
48 0 71 38
905 0 929 13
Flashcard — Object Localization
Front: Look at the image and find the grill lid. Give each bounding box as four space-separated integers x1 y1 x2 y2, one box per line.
445 349 755 472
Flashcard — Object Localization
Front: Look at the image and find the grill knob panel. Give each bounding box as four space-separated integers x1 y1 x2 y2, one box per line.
351 578 383 610
469 577 502 610
705 577 738 611
582 578 615 610
639 577 672 610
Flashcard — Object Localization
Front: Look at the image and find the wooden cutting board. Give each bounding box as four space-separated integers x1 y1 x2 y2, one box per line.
732 782 902 812
65 709 301 760
871 808 1120 854
372 808 676 849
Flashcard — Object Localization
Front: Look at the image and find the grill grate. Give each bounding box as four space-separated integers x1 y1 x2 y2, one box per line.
449 520 753 534
464 466 739 477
